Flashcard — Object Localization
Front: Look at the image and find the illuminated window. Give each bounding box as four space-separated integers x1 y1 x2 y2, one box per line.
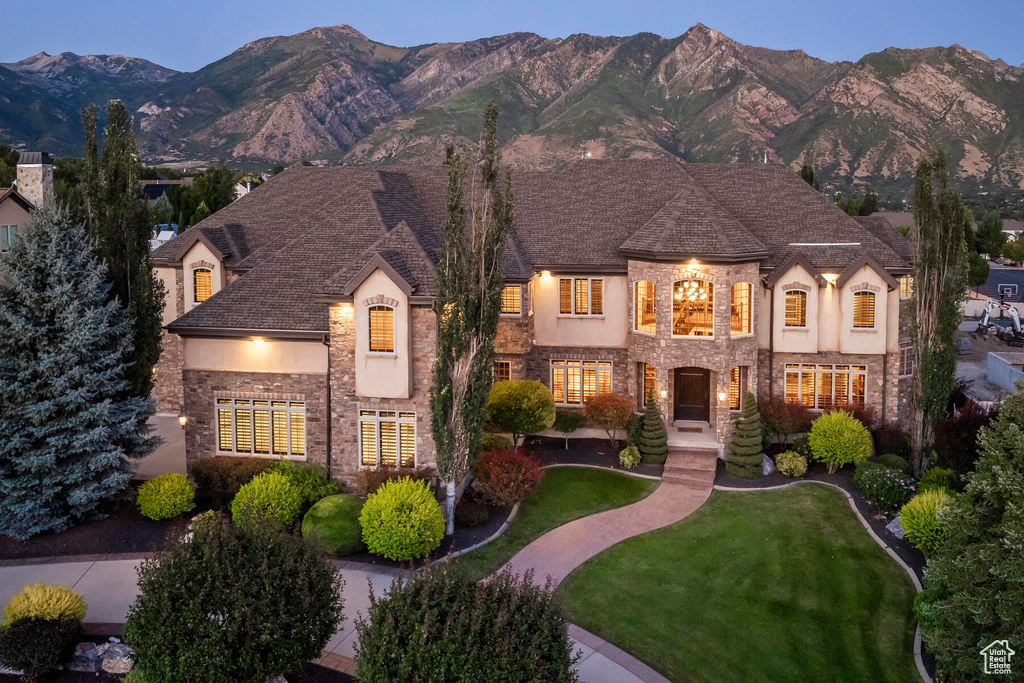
637 362 656 408
550 360 612 405
359 410 416 468
495 360 511 382
899 275 913 299
634 281 656 334
0 225 17 253
784 364 866 409
731 282 752 335
672 280 714 336
784 291 807 327
853 291 875 328
368 305 395 353
729 366 748 411
899 341 915 378
500 285 521 314
558 277 604 316
215 398 306 458
193 268 212 303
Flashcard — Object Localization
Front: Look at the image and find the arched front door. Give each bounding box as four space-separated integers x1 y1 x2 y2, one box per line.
674 367 710 422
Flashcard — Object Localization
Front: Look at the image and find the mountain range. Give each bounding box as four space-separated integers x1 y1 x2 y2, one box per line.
2 23 1023 193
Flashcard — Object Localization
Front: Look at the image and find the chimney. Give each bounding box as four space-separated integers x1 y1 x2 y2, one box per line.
16 152 54 209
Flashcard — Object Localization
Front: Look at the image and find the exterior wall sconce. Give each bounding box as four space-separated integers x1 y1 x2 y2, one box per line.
660 389 668 399
252 336 265 347
822 273 838 286
540 270 552 279
717 388 728 403
178 414 189 429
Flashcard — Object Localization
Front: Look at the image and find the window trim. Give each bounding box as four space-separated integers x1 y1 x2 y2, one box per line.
367 304 396 354
358 409 417 469
495 360 512 382
558 277 605 317
730 282 753 337
671 279 715 338
550 359 613 406
852 290 876 330
634 280 657 335
215 397 307 460
898 341 915 378
899 275 913 300
784 363 867 410
500 284 522 316
192 267 213 303
784 290 808 328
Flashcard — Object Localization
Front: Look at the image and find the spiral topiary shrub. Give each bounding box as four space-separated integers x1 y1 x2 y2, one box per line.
725 392 764 479
359 478 444 561
231 470 303 527
853 465 917 511
900 490 953 553
775 451 808 478
808 410 872 473
136 473 195 521
2 583 87 628
618 445 641 469
301 494 364 555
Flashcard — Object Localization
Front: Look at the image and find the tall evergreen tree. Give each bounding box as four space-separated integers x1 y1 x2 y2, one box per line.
0 207 157 539
800 163 820 191
909 150 968 475
81 100 165 401
976 210 1006 257
430 103 513 535
858 184 878 215
725 393 764 479
638 390 668 464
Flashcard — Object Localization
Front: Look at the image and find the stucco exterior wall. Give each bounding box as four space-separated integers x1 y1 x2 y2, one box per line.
182 242 224 312
533 273 629 348
0 199 30 230
353 269 411 399
772 266 820 354
838 265 890 355
183 338 328 374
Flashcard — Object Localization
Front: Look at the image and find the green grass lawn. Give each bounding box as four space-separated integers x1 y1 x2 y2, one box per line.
452 466 657 582
558 485 920 683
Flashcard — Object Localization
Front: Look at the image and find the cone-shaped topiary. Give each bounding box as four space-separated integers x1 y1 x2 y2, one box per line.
725 393 764 479
638 390 669 464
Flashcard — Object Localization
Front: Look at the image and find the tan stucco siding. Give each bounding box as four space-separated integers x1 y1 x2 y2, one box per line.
772 265 820 354
838 265 889 355
354 269 411 399
182 242 224 312
183 338 327 374
533 273 628 348
0 200 30 229
155 267 179 326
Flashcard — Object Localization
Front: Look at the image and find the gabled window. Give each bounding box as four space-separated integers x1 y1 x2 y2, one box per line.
359 410 415 468
784 291 807 327
559 277 604 316
0 225 17 253
193 268 212 303
853 291 875 328
368 305 395 353
216 398 306 458
899 275 913 300
672 280 714 336
500 285 521 315
634 280 656 334
730 283 752 335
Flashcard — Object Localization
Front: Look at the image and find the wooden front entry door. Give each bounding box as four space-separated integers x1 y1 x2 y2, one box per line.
674 367 710 422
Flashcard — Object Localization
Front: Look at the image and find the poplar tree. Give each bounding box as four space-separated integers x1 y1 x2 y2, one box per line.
909 150 968 475
430 103 513 535
0 207 157 539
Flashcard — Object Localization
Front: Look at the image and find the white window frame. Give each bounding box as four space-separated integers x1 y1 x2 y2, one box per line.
730 282 753 337
0 225 17 253
899 342 915 378
784 364 867 410
215 397 307 460
358 409 417 469
550 359 613 406
899 275 913 300
500 284 522 316
558 277 605 317
784 290 808 329
633 280 656 335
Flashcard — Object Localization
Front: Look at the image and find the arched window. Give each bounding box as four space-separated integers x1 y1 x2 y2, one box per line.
368 305 395 353
193 268 212 303
784 290 807 327
853 291 875 328
730 282 752 335
634 280 656 333
672 280 714 336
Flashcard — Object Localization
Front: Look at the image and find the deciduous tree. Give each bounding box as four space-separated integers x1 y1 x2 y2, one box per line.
976 210 1006 257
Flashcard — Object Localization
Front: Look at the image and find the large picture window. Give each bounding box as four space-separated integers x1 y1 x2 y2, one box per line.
359 410 416 468
193 268 212 303
500 285 521 315
368 305 395 353
216 398 306 458
784 364 866 410
730 282 751 335
785 290 807 327
634 281 656 334
672 280 714 336
559 277 604 316
853 291 875 328
551 359 612 405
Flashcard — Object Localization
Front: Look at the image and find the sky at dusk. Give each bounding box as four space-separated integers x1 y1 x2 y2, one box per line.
4 0 1022 72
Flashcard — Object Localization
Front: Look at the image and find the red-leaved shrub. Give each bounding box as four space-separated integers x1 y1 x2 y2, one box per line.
932 401 997 474
759 398 813 444
844 403 877 430
872 422 912 460
471 448 544 507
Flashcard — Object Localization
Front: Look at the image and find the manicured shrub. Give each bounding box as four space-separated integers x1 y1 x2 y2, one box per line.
354 465 434 496
919 467 957 493
136 473 195 521
583 393 634 448
808 410 872 473
355 565 578 682
472 447 545 507
759 398 813 446
550 410 585 450
872 422 912 461
637 390 668 464
191 456 275 496
775 451 807 478
0 617 81 682
125 513 343 683
900 490 953 554
454 496 490 527
876 453 912 475
853 465 916 511
619 445 641 469
231 470 303 527
726 392 764 479
359 478 445 561
791 434 811 459
626 412 644 448
932 400 997 474
844 403 877 429
486 380 556 448
301 494 364 555
2 583 87 628
272 461 340 510
481 433 514 451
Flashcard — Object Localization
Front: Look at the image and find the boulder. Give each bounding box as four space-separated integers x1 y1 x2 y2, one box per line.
100 643 134 674
762 454 776 477
886 515 906 540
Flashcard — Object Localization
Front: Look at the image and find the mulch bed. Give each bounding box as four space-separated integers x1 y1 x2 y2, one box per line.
527 436 665 478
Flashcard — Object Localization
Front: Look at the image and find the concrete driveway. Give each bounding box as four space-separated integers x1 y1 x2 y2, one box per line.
133 415 186 480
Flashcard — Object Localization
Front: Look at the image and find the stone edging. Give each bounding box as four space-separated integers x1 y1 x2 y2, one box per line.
439 501 522 562
713 480 932 683
569 624 673 683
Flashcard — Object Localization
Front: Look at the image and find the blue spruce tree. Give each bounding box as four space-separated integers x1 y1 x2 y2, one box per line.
0 207 157 539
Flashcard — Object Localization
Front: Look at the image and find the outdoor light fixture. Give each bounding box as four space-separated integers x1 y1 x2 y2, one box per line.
178 415 188 429
540 270 552 279
717 389 728 403
822 273 838 286
660 389 668 399
252 336 265 347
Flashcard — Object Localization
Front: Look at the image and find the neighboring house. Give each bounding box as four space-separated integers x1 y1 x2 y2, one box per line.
140 178 192 205
234 179 256 199
150 227 177 251
151 160 914 482
1 152 53 262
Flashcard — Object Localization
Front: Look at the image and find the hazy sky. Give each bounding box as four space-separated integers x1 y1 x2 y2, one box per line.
4 0 1022 72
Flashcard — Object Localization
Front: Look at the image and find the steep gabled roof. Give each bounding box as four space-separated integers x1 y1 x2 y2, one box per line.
0 187 34 212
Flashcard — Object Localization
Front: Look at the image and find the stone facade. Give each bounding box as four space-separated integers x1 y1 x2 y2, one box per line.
153 269 185 414
524 345 631 398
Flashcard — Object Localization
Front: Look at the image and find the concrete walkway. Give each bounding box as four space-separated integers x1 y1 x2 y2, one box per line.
503 448 716 586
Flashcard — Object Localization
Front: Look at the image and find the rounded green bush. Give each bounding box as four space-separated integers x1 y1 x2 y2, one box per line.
231 471 303 526
480 433 514 451
876 453 912 475
272 461 340 510
137 473 195 521
618 445 641 469
901 490 953 553
302 494 364 555
359 477 444 561
2 583 86 628
919 467 957 493
775 450 808 478
808 411 872 473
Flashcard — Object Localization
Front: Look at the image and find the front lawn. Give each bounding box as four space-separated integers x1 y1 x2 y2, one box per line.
558 485 919 683
452 466 657 582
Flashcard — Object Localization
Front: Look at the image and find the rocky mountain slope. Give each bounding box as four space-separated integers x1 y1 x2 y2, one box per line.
2 23 1023 192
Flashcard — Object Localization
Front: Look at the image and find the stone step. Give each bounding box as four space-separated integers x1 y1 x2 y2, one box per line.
663 473 714 488
665 455 717 471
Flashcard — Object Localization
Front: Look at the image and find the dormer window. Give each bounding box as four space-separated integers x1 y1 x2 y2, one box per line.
784 291 807 327
853 291 876 328
368 305 395 353
193 268 212 303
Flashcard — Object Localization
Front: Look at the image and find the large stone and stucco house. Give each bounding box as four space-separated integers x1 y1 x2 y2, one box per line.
150 159 914 481
0 153 52 262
